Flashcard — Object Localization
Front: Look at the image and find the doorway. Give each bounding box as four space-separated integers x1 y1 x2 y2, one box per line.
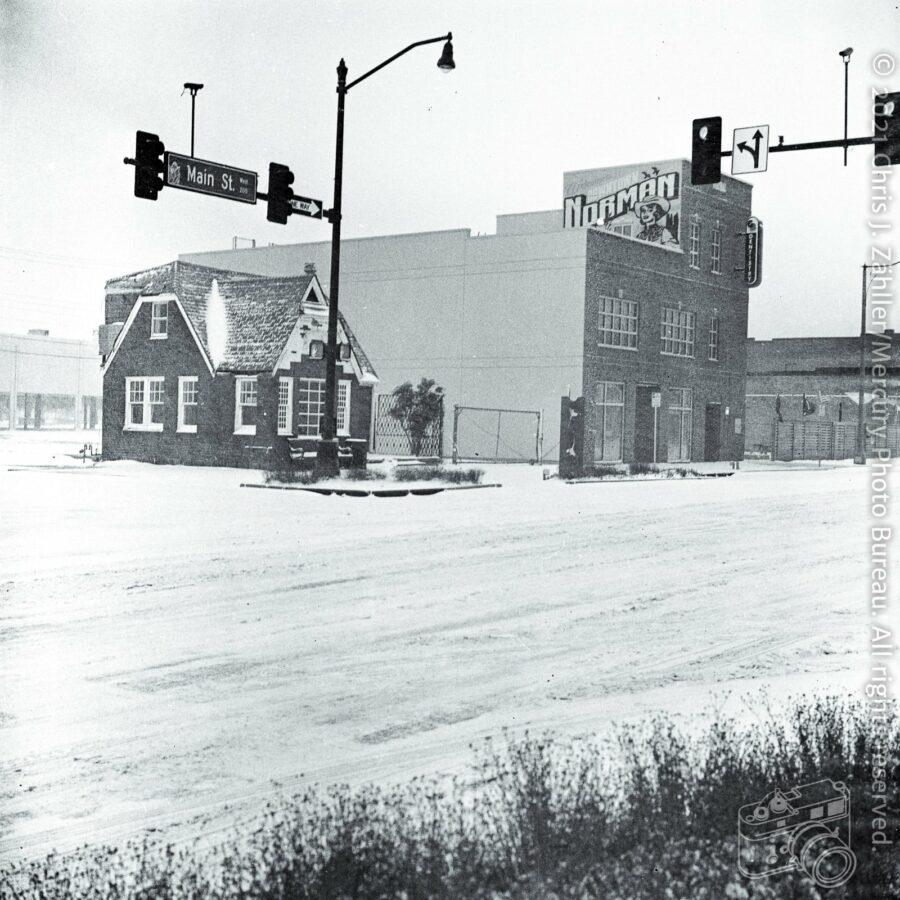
704 403 722 461
634 385 660 463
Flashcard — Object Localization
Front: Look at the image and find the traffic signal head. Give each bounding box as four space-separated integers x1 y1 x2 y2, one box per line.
691 116 722 185
267 162 295 224
874 91 900 167
134 130 165 200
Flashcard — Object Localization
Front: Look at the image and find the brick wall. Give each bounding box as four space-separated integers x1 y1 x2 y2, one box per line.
102 298 373 468
580 167 751 463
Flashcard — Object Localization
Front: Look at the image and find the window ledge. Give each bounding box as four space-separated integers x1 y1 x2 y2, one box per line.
124 424 164 432
150 334 168 340
234 426 257 436
177 425 198 434
598 344 639 351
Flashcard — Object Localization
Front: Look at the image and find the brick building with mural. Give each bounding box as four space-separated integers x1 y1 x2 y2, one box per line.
569 160 753 469
100 261 378 468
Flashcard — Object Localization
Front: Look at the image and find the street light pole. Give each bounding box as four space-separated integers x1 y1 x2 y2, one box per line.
855 263 868 464
839 48 853 166
317 33 455 474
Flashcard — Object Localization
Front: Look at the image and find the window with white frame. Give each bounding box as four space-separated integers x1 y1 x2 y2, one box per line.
337 381 351 435
277 377 293 435
125 376 165 431
708 316 720 361
598 297 639 349
710 224 722 274
660 307 696 357
689 219 701 269
667 388 692 462
593 381 625 463
150 300 168 338
297 378 325 437
177 376 199 432
234 377 257 435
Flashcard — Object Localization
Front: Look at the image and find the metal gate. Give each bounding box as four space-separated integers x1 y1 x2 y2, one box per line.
451 405 543 463
372 393 444 457
771 422 900 460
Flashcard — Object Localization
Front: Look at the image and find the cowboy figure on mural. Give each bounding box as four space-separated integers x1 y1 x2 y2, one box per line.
633 196 678 246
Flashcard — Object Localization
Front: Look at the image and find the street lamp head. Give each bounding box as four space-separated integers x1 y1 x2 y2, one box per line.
838 47 853 61
184 82 204 91
437 36 455 72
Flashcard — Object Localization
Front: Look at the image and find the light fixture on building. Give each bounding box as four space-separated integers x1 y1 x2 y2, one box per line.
309 340 325 359
339 343 351 361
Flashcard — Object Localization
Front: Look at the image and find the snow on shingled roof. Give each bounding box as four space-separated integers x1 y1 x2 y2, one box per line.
106 262 307 372
105 261 377 378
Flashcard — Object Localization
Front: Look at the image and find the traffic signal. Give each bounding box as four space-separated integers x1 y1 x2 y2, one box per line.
874 91 900 167
134 130 165 200
691 116 722 184
267 162 295 224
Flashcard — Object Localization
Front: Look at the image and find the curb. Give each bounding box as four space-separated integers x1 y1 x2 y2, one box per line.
240 482 502 497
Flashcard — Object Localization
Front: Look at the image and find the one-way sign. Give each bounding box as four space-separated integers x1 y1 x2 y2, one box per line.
732 125 770 175
290 195 324 219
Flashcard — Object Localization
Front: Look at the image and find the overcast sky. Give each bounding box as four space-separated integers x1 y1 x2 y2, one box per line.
1 0 897 340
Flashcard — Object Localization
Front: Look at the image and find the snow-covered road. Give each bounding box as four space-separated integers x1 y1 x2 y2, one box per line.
0 444 869 862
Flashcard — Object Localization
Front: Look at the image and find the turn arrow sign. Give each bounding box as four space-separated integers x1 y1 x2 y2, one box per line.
731 125 770 175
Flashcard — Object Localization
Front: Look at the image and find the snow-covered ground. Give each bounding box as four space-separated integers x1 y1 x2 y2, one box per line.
0 432 869 862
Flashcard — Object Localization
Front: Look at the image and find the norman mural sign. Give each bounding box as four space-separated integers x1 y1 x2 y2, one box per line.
563 160 682 250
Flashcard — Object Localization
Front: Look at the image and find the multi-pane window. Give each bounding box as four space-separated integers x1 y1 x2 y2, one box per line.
593 381 625 463
125 376 165 430
710 225 722 274
234 377 257 435
337 381 351 435
660 307 696 357
297 378 326 437
598 297 639 349
689 220 701 269
708 317 720 361
277 377 293 435
667 388 692 462
178 377 198 432
150 301 168 338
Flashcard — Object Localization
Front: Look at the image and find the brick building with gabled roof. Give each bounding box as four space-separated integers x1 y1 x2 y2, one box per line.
100 261 377 468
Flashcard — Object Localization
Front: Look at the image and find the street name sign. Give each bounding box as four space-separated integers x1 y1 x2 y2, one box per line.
164 152 258 204
290 195 325 219
732 125 770 175
651 392 661 409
